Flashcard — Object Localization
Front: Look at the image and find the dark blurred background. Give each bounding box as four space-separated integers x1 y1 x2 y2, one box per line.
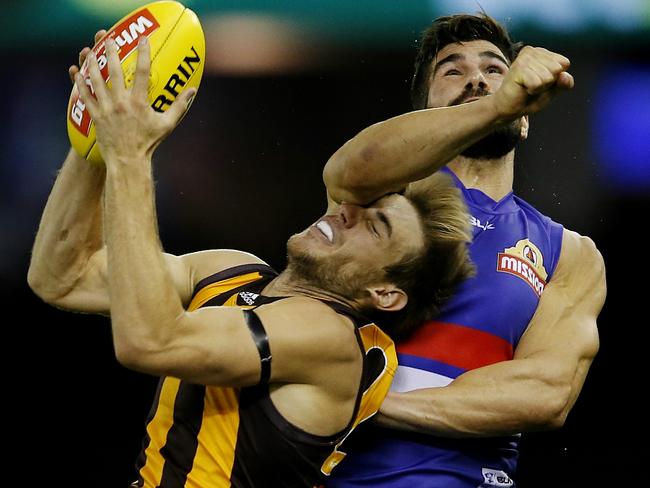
3 0 649 486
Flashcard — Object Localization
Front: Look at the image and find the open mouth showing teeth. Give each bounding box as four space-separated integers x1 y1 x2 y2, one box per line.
316 220 334 242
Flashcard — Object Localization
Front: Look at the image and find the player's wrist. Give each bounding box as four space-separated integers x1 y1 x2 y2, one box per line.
104 153 153 179
480 95 515 127
485 93 524 125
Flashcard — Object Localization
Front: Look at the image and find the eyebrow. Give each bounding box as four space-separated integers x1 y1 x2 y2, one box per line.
433 53 464 74
480 50 510 67
377 210 393 238
433 50 510 74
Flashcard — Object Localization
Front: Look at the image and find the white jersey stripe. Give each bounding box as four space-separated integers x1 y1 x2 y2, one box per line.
390 365 453 392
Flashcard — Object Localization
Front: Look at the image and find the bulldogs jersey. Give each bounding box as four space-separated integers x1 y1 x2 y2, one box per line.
329 167 564 488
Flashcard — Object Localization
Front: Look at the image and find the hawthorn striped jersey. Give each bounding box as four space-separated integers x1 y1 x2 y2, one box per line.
132 263 397 488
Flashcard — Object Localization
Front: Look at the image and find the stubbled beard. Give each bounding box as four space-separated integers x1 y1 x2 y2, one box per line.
461 123 521 159
285 235 377 301
448 89 521 160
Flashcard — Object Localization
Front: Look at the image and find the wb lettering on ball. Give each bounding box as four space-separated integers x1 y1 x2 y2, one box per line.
71 45 201 126
70 77 95 126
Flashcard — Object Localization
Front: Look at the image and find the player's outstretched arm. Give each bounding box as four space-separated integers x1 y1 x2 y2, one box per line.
323 46 573 209
377 230 605 437
28 31 111 313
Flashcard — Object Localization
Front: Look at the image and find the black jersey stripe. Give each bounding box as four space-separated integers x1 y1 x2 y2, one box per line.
133 378 165 487
158 382 207 487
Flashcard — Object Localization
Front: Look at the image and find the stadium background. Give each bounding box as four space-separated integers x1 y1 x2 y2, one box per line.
2 1 648 486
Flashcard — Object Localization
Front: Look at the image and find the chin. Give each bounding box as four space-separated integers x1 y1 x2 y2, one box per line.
286 235 321 277
460 121 521 159
287 232 321 261
286 244 371 301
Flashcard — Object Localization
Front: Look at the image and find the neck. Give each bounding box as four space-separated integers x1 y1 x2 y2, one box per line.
263 267 359 309
447 151 515 201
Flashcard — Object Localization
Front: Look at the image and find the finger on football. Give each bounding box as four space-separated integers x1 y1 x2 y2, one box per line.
105 38 126 93
132 36 152 97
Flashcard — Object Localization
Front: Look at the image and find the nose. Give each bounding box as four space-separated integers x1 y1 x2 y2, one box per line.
339 203 363 228
465 69 487 91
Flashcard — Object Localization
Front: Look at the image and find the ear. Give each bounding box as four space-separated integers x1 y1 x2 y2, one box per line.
519 115 529 140
366 284 408 312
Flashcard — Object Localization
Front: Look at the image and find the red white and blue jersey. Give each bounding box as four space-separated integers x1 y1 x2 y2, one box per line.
328 167 564 488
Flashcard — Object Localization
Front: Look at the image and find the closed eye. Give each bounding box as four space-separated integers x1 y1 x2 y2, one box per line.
486 65 504 74
444 69 461 76
376 210 392 238
367 220 380 238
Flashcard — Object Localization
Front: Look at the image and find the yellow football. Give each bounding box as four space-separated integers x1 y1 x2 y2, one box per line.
66 1 205 164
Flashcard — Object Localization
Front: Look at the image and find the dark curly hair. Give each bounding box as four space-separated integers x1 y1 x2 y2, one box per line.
411 13 524 110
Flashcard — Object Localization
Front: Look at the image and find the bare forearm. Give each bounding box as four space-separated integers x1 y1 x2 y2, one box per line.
379 358 573 438
324 97 506 204
104 160 184 358
28 149 106 303
381 235 604 439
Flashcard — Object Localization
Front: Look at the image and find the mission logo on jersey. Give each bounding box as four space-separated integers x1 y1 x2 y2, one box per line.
497 239 548 297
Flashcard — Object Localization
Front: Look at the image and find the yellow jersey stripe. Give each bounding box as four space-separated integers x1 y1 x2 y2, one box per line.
138 377 182 487
187 387 241 486
356 324 397 424
188 272 262 310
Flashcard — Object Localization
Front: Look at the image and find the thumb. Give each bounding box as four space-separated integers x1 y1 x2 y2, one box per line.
165 87 197 127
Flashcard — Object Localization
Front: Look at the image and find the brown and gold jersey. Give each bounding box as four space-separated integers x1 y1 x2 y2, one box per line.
132 263 397 488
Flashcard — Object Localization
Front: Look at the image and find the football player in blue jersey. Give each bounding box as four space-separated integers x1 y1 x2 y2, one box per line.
325 13 606 488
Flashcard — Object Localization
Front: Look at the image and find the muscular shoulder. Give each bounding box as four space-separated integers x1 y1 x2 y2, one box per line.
256 297 362 379
556 229 605 278
166 249 268 305
550 229 606 309
182 249 267 281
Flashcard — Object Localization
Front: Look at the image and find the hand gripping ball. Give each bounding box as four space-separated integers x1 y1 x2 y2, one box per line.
66 1 205 164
